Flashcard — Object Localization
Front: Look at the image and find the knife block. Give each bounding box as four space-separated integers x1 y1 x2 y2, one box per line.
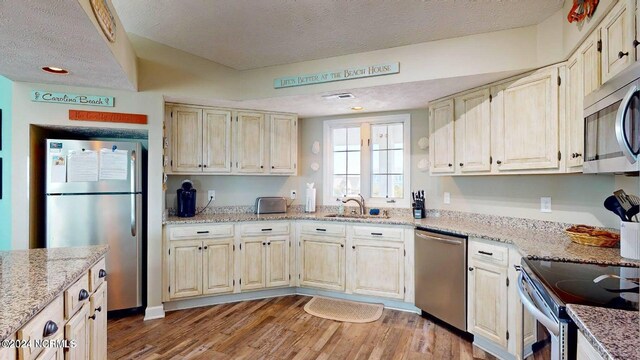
620 221 640 260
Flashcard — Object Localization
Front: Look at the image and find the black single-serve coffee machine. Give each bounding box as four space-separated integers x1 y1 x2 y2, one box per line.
177 180 197 217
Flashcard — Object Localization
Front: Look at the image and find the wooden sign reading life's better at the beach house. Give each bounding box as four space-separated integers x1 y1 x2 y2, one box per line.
69 110 147 124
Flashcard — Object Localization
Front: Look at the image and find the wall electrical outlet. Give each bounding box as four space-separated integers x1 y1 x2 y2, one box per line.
208 190 216 201
443 192 451 204
290 190 297 200
540 197 552 213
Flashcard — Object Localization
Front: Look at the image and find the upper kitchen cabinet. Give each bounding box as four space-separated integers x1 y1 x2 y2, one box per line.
169 106 233 174
454 88 491 174
491 65 562 172
581 31 602 97
171 106 204 173
428 99 455 174
269 114 298 175
600 0 636 84
566 52 585 171
236 111 266 174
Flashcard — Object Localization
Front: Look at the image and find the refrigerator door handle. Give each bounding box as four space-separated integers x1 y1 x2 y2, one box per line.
130 150 137 237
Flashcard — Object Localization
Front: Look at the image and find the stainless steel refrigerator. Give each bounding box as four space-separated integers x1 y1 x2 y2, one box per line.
45 139 143 311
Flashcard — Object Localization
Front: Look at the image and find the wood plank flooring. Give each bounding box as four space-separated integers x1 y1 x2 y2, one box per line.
107 295 548 359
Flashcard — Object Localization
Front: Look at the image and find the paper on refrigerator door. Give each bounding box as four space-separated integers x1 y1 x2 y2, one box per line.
50 155 67 183
99 148 129 180
67 150 98 182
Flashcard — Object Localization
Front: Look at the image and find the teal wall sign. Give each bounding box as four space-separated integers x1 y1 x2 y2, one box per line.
274 62 400 89
31 90 114 107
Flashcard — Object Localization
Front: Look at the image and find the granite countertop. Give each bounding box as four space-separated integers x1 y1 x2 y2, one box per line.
567 304 639 360
166 211 639 267
0 245 108 341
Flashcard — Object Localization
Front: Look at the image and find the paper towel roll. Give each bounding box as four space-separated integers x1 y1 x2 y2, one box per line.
306 188 316 213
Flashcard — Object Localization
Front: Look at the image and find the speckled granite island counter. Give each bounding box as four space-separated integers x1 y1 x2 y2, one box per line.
0 245 108 341
567 304 639 360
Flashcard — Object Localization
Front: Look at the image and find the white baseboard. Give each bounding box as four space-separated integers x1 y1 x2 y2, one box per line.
143 305 166 321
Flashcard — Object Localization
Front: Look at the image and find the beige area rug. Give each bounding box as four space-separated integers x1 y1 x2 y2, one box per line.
303 296 384 323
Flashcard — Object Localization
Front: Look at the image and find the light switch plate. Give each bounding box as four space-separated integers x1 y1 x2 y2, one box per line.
443 192 451 204
290 190 297 200
540 197 551 213
208 190 216 201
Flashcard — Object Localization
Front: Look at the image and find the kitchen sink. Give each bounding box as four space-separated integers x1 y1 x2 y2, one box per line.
324 213 389 219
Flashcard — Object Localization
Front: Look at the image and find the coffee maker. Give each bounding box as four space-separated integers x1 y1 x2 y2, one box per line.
177 180 196 217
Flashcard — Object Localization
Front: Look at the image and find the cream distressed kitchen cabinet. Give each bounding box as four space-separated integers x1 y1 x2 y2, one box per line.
240 237 266 290
582 31 602 97
351 239 404 299
65 304 90 360
236 111 266 174
89 283 107 360
491 65 562 172
239 223 291 291
600 0 636 84
428 99 455 174
202 239 235 295
269 114 297 174
566 52 585 171
454 88 492 173
300 235 346 291
169 106 233 173
168 240 203 299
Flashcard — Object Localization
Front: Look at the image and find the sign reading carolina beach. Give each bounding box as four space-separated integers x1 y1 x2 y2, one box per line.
31 91 114 107
274 62 400 89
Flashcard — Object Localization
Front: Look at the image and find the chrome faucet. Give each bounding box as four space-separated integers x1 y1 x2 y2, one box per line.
342 194 365 215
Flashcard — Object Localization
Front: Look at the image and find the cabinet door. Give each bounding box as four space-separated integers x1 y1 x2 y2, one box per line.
300 235 345 291
169 240 202 299
468 259 508 348
265 236 290 288
89 283 107 360
203 109 232 173
601 0 635 84
240 238 266 290
269 114 297 174
492 66 560 171
429 99 455 174
236 112 265 173
171 107 203 172
566 53 584 171
35 334 64 360
352 239 404 299
64 304 90 360
454 89 491 173
582 31 601 97
202 238 234 295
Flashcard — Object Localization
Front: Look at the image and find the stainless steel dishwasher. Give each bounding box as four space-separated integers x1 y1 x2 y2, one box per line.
415 227 467 332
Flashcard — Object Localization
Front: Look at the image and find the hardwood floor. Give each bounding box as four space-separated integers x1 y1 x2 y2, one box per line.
107 295 546 359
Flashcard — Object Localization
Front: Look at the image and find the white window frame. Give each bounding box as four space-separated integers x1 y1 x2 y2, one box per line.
323 114 411 208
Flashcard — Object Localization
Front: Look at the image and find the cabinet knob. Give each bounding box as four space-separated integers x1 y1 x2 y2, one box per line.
571 153 576 158
340 244 344 248
496 160 502 165
260 165 264 169
198 246 202 250
634 40 640 48
267 242 271 246
78 289 89 301
43 320 58 337
198 164 202 168
468 267 474 272
459 163 464 167
448 163 452 167
352 245 356 249
262 242 266 245
95 306 102 313
577 153 582 157
88 314 96 321
618 51 629 58
203 165 207 168
272 166 275 169
98 269 107 278
204 246 208 250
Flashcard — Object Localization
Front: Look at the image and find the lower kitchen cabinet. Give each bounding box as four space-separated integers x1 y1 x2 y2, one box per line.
240 235 290 291
577 331 604 360
468 255 509 347
37 334 65 360
203 239 235 295
64 304 90 360
351 239 404 299
89 283 107 360
240 237 266 290
265 236 290 288
300 235 345 291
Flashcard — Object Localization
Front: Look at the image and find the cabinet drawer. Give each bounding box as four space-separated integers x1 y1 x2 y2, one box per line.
64 273 90 319
0 334 16 360
469 240 508 266
352 225 403 241
240 222 290 236
169 224 234 240
300 223 346 236
88 258 106 293
17 295 64 360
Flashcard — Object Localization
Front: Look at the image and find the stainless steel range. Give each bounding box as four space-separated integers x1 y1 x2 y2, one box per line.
517 259 639 360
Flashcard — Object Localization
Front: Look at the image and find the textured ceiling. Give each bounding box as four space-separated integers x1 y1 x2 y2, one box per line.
112 0 563 70
0 0 134 90
165 70 522 118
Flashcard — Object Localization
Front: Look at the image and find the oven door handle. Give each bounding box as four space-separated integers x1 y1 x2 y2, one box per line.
615 84 638 163
517 272 560 336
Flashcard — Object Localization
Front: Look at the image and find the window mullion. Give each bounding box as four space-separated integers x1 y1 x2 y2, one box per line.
361 122 371 199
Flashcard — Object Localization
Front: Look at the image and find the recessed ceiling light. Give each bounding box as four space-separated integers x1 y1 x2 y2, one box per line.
41 66 69 75
351 106 364 111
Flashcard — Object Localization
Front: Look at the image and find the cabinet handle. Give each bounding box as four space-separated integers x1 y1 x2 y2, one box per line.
261 228 272 232
634 40 640 48
478 250 493 256
43 320 58 337
88 314 96 321
95 306 102 313
571 153 577 158
78 289 89 301
496 160 502 165
340 244 344 247
577 153 582 157
98 269 107 278
459 163 464 167
618 51 629 58
196 231 210 234
468 267 474 272
448 163 452 167
371 232 383 236
315 228 327 232
352 245 356 249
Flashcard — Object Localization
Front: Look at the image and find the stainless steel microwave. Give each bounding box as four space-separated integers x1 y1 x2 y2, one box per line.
583 63 640 174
